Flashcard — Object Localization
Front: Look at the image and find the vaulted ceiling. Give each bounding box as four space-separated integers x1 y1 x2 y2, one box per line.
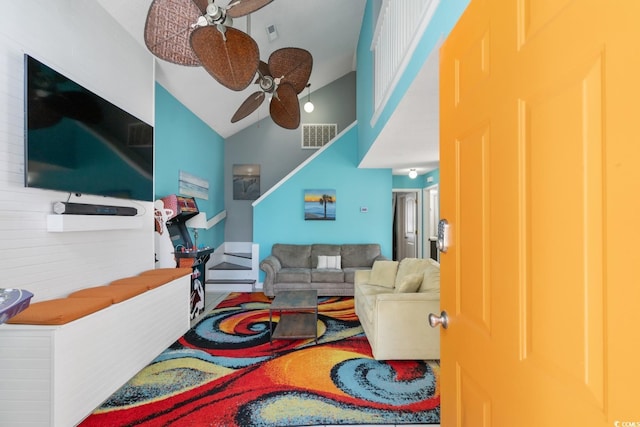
97 0 440 176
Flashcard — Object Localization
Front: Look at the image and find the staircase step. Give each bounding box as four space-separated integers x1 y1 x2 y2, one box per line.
205 280 256 294
210 262 251 271
224 252 252 260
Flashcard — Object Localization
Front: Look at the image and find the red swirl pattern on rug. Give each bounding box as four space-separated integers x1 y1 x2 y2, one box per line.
80 293 439 426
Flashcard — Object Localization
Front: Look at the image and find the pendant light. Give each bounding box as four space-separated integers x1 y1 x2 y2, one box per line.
408 169 418 179
303 83 314 113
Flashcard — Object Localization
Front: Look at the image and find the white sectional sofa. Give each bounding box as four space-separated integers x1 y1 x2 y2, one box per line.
354 258 441 360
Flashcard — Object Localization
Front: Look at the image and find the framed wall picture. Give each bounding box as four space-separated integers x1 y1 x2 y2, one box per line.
304 189 336 220
233 164 260 200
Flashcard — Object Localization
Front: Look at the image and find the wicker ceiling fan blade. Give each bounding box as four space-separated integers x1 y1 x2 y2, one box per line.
268 48 313 94
254 60 270 84
258 60 270 78
269 83 300 129
191 0 208 12
226 0 273 18
144 0 203 66
190 26 260 91
231 91 266 123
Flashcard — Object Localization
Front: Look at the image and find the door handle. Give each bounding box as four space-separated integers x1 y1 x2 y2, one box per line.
428 311 449 329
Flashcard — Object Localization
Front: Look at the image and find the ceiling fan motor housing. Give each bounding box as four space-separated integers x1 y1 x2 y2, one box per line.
259 75 275 93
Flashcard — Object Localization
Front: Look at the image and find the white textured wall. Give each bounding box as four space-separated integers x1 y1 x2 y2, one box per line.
0 1 156 302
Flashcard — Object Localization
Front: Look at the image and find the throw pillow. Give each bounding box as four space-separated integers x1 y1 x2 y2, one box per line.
395 258 433 288
419 262 440 292
317 255 341 269
394 273 423 293
368 260 399 288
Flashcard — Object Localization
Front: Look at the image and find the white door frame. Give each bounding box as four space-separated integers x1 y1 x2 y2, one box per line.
422 184 439 261
392 188 423 259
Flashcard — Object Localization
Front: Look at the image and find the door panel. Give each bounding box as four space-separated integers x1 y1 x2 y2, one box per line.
457 125 490 332
519 54 605 409
440 0 639 425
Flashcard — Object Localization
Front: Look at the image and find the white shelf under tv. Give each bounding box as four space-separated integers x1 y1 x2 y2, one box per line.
47 214 144 232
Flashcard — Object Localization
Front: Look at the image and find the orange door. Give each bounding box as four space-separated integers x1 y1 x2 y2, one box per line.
439 0 640 425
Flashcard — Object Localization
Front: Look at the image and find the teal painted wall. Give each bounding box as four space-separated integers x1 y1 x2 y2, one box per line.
155 83 226 248
253 124 392 272
356 0 470 162
423 169 440 187
392 175 423 189
392 169 440 189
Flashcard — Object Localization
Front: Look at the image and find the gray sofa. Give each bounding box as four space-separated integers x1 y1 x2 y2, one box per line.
260 243 386 297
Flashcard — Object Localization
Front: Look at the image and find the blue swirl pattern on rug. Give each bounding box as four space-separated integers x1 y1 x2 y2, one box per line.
80 293 440 427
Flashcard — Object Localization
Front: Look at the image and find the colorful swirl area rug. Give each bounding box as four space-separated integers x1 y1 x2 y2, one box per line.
80 292 440 427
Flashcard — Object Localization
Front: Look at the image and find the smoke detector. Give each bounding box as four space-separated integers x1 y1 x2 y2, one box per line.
266 24 278 41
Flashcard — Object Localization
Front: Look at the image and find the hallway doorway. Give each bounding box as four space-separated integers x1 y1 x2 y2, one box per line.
392 190 421 260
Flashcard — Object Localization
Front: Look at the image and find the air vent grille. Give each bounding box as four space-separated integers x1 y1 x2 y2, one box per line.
301 124 337 149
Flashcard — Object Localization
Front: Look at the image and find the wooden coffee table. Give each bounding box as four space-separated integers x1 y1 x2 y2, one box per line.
269 290 318 344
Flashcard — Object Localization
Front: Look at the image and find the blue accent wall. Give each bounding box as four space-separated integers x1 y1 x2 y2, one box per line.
253 125 392 272
392 175 423 189
424 169 440 187
392 169 440 189
356 0 470 162
155 84 226 248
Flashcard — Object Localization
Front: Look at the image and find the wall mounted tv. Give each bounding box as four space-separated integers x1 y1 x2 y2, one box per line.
24 55 154 202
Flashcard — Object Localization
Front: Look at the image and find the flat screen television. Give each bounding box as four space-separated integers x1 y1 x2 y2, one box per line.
24 55 154 201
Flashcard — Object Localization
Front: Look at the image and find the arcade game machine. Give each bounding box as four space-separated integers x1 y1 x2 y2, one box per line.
160 195 214 320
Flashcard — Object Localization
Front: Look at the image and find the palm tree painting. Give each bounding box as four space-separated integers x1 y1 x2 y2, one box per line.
304 189 336 220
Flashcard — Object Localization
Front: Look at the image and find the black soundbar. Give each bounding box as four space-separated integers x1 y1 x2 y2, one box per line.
53 202 138 216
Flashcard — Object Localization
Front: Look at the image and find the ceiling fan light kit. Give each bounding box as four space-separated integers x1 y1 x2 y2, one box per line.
304 83 314 113
144 0 313 129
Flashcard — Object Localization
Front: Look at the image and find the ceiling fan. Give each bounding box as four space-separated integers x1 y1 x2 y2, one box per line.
231 47 313 129
143 0 272 91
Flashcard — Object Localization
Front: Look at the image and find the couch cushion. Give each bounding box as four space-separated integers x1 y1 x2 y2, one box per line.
311 244 341 268
7 297 113 325
317 255 341 269
344 267 369 283
395 258 434 288
276 267 311 283
68 284 147 303
311 268 344 283
356 283 390 321
368 260 399 288
139 268 192 280
110 275 171 290
273 244 312 268
419 260 441 292
394 273 423 293
341 244 382 268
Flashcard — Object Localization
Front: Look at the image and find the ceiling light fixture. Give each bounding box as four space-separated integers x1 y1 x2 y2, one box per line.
408 169 418 179
304 83 314 113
